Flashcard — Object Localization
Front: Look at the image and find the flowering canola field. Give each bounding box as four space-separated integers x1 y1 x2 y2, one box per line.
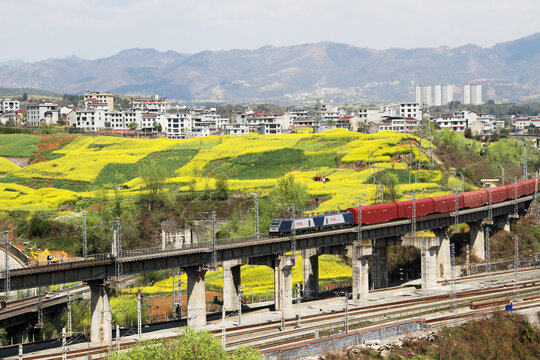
0 129 459 212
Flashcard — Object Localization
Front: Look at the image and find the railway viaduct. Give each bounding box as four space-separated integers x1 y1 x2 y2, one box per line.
0 196 533 343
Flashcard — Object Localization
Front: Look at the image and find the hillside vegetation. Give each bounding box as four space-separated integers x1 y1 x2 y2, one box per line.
0 129 453 213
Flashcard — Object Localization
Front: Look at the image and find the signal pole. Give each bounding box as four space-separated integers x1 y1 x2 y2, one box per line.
82 211 87 260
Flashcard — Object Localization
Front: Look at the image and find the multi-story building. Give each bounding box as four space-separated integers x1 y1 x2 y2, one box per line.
27 103 59 126
222 124 249 135
131 94 166 113
415 85 432 107
241 112 292 133
165 113 192 139
0 98 20 113
83 91 114 111
69 109 107 131
433 111 478 131
464 84 482 105
433 84 454 106
383 103 422 120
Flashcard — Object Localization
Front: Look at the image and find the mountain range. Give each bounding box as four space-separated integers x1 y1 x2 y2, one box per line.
2 33 540 103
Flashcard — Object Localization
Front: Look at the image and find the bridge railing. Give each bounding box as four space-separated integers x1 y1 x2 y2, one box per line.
117 233 271 258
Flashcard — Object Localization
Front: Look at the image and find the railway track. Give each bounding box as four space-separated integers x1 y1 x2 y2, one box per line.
14 277 540 360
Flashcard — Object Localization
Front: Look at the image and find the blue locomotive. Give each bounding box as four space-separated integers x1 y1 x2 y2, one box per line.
269 212 355 236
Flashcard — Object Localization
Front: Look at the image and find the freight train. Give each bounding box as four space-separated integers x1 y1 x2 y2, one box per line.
268 177 539 236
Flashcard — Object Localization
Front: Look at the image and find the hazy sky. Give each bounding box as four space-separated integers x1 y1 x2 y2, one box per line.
2 0 540 62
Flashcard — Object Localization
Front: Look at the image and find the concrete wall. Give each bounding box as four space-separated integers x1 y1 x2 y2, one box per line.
263 320 423 360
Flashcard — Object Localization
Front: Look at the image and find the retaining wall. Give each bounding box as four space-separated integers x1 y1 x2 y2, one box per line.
262 319 423 360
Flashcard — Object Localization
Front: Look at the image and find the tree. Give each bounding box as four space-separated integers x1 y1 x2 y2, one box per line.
21 92 28 101
379 171 400 202
464 127 473 139
153 120 162 132
128 121 138 130
214 175 229 200
109 328 261 360
268 175 310 215
140 161 167 208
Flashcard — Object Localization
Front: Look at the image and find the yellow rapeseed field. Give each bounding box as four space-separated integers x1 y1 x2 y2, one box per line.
0 129 449 212
16 136 178 182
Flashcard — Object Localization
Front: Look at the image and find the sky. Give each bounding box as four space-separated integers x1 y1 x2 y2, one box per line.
1 0 540 62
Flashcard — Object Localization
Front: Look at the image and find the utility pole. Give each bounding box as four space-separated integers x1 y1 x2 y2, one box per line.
421 236 427 292
450 243 456 313
454 187 459 233
485 227 492 288
466 244 470 276
524 143 528 180
514 177 519 217
62 328 67 360
114 217 122 278
3 231 9 298
291 204 296 254
137 292 142 338
37 287 43 329
82 211 87 260
296 283 302 328
412 192 416 236
67 296 72 336
487 186 493 224
344 293 349 333
116 325 120 351
280 289 285 331
499 164 505 185
353 197 362 305
211 211 217 269
254 194 259 239
237 289 242 325
514 235 520 302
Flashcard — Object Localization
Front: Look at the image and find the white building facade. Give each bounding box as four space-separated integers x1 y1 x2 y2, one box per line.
27 103 59 126
464 84 482 105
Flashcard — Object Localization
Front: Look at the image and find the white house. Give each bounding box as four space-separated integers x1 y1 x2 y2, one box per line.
0 99 20 113
27 103 59 126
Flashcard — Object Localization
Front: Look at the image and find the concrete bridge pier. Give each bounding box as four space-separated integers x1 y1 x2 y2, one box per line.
434 228 451 279
274 255 295 312
88 279 112 344
351 245 372 302
301 249 318 299
372 239 388 289
222 260 245 311
421 237 440 290
496 216 511 232
468 221 485 261
186 267 207 328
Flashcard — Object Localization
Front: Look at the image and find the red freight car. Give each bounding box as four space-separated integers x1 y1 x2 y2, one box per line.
433 193 464 213
395 198 435 219
347 203 399 225
504 183 523 199
489 185 511 204
462 189 489 208
521 178 536 196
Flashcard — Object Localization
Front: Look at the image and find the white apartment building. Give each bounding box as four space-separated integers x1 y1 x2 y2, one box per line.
383 103 422 120
415 85 432 107
131 94 166 113
433 111 478 131
433 84 454 106
69 109 107 131
464 84 482 105
241 112 292 132
0 99 20 113
27 103 59 126
222 124 249 135
166 113 192 139
83 91 114 111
